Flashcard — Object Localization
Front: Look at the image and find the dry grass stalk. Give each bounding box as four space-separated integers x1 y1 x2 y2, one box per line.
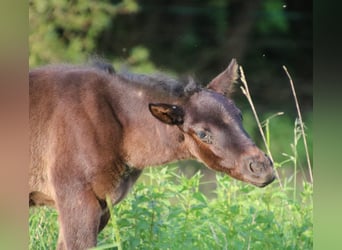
239 66 284 190
282 66 313 183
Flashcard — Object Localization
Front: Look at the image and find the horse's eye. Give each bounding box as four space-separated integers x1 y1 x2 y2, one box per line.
196 130 212 144
197 131 206 139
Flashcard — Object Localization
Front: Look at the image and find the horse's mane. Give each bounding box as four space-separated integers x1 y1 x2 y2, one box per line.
119 72 199 98
90 58 200 98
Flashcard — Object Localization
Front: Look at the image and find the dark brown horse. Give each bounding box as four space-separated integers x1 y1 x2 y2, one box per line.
29 59 275 249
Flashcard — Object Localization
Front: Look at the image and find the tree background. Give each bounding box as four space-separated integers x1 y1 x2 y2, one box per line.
29 0 312 174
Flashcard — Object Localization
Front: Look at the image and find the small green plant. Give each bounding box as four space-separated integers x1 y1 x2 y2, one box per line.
87 165 311 250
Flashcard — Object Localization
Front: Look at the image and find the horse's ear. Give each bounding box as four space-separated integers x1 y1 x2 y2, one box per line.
207 58 239 97
149 103 184 125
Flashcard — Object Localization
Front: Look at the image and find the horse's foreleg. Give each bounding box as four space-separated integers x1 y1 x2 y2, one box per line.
55 189 102 250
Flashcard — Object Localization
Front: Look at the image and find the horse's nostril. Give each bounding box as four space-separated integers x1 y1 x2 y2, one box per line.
249 162 255 173
249 161 264 174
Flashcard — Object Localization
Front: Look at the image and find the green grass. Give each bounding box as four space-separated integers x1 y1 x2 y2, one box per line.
102 166 312 250
29 166 313 250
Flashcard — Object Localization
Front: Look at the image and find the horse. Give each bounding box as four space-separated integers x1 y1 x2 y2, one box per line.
29 58 275 249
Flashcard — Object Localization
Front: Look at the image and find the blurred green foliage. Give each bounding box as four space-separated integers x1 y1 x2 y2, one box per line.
29 0 138 66
29 0 312 109
257 0 289 33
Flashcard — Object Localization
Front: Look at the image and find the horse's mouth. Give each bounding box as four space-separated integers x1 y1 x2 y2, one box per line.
250 175 276 188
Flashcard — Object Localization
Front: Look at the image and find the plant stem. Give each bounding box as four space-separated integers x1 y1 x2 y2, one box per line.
293 121 298 201
149 200 155 243
265 119 270 149
247 212 256 250
282 66 313 183
106 196 122 250
239 66 283 190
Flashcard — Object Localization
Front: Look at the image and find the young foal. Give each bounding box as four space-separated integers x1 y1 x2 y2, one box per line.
29 59 275 249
